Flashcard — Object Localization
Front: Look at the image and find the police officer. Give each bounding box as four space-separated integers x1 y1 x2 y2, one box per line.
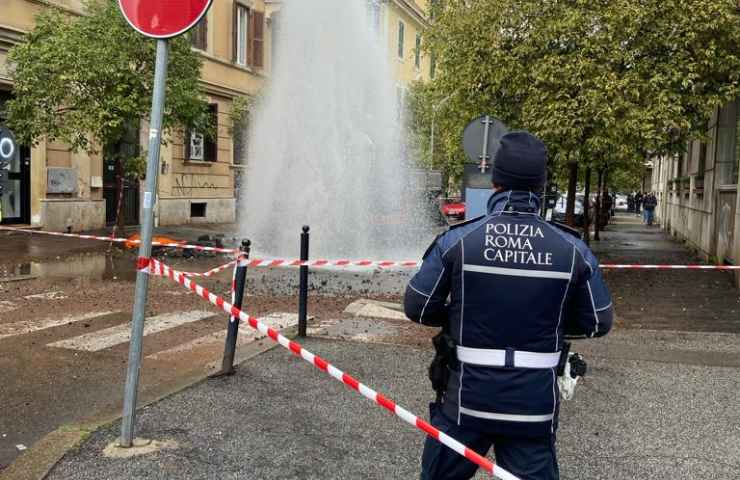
405 131 613 479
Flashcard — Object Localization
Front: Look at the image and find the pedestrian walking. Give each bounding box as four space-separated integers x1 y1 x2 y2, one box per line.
404 131 614 480
643 192 657 226
635 191 643 217
627 193 635 213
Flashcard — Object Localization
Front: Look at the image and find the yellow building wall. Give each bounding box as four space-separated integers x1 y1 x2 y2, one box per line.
386 0 431 87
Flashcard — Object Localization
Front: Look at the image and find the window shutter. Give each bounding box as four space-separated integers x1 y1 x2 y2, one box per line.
232 2 238 62
247 10 255 66
252 11 265 68
184 129 191 160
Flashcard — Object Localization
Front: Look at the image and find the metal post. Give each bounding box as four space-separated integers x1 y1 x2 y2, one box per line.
298 225 310 337
120 39 169 448
479 115 492 173
430 115 435 165
216 240 251 376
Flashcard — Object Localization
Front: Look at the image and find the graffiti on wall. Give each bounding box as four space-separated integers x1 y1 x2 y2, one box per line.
171 174 218 197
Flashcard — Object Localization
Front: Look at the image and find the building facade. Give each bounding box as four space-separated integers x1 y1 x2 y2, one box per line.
0 0 274 230
649 99 740 285
0 0 430 231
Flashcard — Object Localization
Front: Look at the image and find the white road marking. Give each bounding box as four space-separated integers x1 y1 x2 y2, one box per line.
146 313 298 360
0 311 118 340
47 311 214 352
23 291 67 301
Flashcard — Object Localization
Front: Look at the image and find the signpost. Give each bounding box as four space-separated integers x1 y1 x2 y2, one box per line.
118 0 213 448
461 116 509 219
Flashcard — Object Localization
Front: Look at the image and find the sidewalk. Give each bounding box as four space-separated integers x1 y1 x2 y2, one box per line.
592 213 740 332
43 334 740 480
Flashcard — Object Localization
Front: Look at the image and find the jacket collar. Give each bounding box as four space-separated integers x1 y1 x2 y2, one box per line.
487 190 541 215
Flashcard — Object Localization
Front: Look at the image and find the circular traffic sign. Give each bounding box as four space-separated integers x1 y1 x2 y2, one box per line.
0 126 16 162
118 0 213 39
462 116 509 165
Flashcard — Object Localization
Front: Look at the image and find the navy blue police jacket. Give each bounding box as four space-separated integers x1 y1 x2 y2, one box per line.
405 190 614 438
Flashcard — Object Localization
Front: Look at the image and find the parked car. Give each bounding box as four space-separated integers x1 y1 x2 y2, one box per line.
615 194 628 211
440 199 465 223
552 194 592 227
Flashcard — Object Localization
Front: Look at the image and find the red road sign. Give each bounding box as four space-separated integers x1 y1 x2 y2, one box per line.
118 0 213 39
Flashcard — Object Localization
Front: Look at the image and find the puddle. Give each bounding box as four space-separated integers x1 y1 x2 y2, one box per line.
0 253 137 282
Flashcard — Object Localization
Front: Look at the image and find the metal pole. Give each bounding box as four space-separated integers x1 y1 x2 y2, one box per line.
480 115 491 173
120 39 169 448
217 240 251 376
298 225 310 337
430 114 435 165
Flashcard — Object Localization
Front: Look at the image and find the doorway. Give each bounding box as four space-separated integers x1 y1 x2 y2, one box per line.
103 124 140 226
0 90 31 225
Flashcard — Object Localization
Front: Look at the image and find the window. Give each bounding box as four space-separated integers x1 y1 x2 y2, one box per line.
187 104 219 162
233 6 264 68
716 100 740 186
191 16 208 51
698 142 707 175
233 110 249 165
414 33 422 69
397 21 405 60
190 202 207 218
234 4 249 66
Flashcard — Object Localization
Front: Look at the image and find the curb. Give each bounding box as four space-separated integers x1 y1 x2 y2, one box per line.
0 325 298 480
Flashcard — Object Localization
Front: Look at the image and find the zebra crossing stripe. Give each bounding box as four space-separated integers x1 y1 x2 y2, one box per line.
0 311 119 340
47 311 215 352
146 313 298 360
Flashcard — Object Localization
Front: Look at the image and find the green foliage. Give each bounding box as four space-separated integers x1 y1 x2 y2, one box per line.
5 0 211 177
228 94 259 135
409 0 740 191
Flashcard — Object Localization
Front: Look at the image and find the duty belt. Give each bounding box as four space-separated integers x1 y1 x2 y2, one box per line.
456 346 561 369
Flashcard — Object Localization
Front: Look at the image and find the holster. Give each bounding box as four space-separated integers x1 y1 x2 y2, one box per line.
556 341 572 377
428 330 457 403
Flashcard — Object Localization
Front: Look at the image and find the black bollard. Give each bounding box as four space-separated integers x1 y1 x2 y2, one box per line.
214 239 251 376
298 225 310 337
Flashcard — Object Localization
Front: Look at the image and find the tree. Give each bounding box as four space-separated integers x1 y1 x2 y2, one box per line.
6 0 212 229
410 0 740 222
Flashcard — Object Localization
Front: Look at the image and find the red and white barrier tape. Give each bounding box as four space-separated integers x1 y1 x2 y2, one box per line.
144 258 519 480
180 260 237 278
0 226 239 254
4 225 738 271
599 264 740 270
137 257 238 279
246 258 421 269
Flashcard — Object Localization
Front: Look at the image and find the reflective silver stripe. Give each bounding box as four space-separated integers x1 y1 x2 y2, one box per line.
459 406 554 423
457 346 560 368
463 264 571 280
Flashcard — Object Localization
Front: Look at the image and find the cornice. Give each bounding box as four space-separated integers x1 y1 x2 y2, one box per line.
0 25 26 52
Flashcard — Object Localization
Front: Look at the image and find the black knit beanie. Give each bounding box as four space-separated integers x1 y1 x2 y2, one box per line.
491 131 547 191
